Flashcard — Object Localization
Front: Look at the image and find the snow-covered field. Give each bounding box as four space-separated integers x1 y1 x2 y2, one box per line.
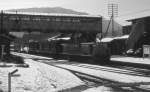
0 52 120 92
111 55 150 65
8 52 150 92
54 64 150 83
0 59 85 92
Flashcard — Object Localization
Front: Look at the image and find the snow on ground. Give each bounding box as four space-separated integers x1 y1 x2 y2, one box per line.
111 55 150 65
55 64 150 83
0 59 84 92
10 52 150 91
11 52 53 60
82 86 113 92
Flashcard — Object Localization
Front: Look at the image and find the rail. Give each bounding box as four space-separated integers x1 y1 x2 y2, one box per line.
44 62 150 92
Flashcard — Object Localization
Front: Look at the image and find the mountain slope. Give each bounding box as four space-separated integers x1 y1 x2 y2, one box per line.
6 7 88 15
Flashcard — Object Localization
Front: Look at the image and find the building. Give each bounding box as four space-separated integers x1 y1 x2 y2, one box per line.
122 25 132 35
0 12 102 33
0 34 14 59
126 16 150 56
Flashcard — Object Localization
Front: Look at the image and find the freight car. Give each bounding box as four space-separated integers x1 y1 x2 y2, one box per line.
13 32 130 64
12 32 114 64
42 17 150 61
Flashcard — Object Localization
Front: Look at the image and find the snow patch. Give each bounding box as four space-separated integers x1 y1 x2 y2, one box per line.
0 59 84 92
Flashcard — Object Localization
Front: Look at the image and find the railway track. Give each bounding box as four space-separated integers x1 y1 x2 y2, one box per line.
40 60 150 77
12 52 150 77
40 59 150 92
12 52 150 76
29 58 150 92
12 52 150 91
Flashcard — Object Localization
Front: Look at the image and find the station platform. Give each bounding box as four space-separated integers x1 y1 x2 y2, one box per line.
111 55 150 68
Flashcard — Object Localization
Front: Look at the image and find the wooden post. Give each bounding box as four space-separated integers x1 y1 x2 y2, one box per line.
8 73 11 92
8 69 18 92
0 10 3 33
1 45 5 60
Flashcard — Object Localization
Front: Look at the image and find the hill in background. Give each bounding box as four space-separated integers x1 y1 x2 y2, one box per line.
6 7 88 15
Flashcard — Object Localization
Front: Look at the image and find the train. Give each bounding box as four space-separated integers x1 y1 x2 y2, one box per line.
11 31 129 64
11 15 150 64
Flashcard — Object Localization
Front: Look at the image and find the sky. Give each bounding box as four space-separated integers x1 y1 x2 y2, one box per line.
0 0 150 21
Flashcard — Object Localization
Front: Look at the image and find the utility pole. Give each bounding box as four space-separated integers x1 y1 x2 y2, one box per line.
108 3 118 37
0 10 3 34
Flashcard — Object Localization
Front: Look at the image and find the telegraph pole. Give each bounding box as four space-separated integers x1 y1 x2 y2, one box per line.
0 10 3 34
108 3 118 37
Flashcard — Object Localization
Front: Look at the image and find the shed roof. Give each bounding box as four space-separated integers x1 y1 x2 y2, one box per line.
101 35 129 43
124 11 150 21
22 32 61 42
5 11 102 18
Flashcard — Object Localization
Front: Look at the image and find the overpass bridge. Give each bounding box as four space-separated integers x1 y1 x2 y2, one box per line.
0 11 102 34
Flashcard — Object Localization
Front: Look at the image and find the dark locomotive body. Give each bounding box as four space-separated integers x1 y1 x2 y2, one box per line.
12 32 128 64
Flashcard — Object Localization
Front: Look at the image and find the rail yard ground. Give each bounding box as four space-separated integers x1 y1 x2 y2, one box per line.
0 58 84 92
0 52 150 92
